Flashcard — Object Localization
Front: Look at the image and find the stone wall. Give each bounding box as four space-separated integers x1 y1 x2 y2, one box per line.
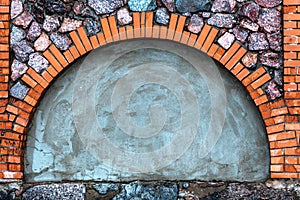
0 0 298 182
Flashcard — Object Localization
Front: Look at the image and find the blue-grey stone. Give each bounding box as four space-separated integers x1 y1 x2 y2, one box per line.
128 0 156 11
88 0 123 14
176 0 212 13
93 183 119 195
113 181 178 200
28 52 49 73
207 13 235 28
10 26 25 46
155 8 170 25
10 82 29 100
13 40 34 62
50 32 72 51
22 183 85 200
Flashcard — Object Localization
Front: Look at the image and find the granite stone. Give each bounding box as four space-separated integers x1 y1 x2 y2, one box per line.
238 2 259 22
232 26 249 43
260 52 281 69
88 0 123 14
162 0 175 12
265 81 281 100
10 82 29 100
34 33 51 52
13 12 33 29
258 9 281 33
43 15 60 32
248 32 269 51
187 14 204 34
207 14 235 28
10 26 25 46
128 0 157 11
10 0 23 19
242 52 258 69
211 0 236 13
28 52 50 73
59 18 82 33
13 40 34 62
240 19 259 32
27 21 42 42
218 32 235 49
50 32 72 51
84 19 101 36
11 59 28 81
117 8 132 25
254 0 282 8
176 0 211 13
267 32 282 52
155 7 170 25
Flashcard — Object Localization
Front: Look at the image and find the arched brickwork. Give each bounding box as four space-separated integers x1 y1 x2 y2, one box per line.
0 0 299 182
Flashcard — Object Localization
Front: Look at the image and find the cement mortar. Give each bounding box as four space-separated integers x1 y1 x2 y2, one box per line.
25 39 269 182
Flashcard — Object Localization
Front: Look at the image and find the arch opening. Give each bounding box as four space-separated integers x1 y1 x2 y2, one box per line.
24 39 269 182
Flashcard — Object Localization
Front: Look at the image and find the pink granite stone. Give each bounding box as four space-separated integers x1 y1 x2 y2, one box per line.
242 53 258 69
211 0 236 13
11 0 23 19
238 2 259 22
218 32 235 49
232 26 249 43
117 8 132 25
34 33 51 52
187 14 204 34
59 18 82 33
265 81 281 100
260 52 281 69
28 52 49 73
27 21 41 42
240 19 259 32
13 12 33 29
258 9 281 33
161 0 175 12
11 59 28 81
254 0 281 8
43 15 60 32
248 32 269 51
207 14 235 28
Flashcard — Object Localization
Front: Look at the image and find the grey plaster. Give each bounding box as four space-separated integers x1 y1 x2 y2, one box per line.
25 39 269 182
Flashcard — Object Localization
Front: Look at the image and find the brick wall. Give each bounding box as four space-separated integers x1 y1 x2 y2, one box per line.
0 0 298 181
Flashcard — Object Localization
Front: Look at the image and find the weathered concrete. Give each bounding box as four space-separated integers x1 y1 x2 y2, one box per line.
25 39 269 182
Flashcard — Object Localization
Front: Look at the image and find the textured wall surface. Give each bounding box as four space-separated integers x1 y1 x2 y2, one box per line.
25 40 269 182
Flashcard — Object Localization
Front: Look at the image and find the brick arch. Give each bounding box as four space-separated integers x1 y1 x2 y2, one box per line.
1 11 297 181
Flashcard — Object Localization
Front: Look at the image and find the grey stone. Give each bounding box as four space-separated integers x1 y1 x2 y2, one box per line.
176 0 211 13
211 0 236 13
218 32 235 49
232 26 249 43
274 70 283 86
117 8 132 26
248 32 269 51
93 183 119 195
22 183 85 200
207 14 235 28
28 52 49 73
11 59 28 81
10 82 29 100
43 15 60 32
27 21 41 42
25 40 269 182
187 14 204 34
84 19 101 36
10 25 25 46
258 9 281 33
113 181 178 200
10 0 23 19
88 0 123 14
50 32 72 51
155 7 170 25
13 40 34 62
128 0 157 11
